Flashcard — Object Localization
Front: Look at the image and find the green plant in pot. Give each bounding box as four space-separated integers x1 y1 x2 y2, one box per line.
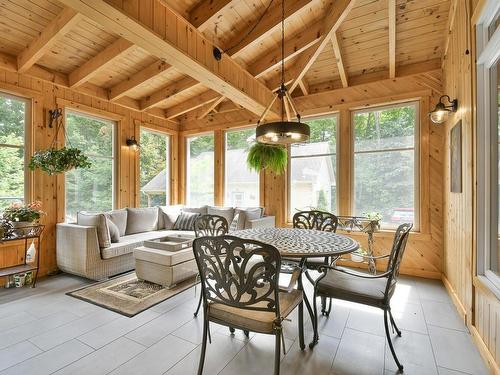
2 201 45 235
29 147 91 175
247 142 288 175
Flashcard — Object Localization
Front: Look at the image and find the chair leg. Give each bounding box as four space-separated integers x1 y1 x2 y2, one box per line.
384 309 403 372
229 327 235 334
298 301 305 350
197 317 209 375
274 331 281 375
243 330 249 337
193 293 203 317
388 308 402 337
325 298 332 316
320 296 326 315
309 290 320 348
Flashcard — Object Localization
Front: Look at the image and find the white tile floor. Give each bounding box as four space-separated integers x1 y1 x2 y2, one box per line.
0 274 490 375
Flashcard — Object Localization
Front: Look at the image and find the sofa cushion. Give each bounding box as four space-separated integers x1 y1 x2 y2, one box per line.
158 205 183 229
77 212 111 248
105 209 127 236
182 206 208 215
208 206 234 225
107 219 120 243
125 207 159 235
235 207 263 228
174 211 200 230
236 207 265 218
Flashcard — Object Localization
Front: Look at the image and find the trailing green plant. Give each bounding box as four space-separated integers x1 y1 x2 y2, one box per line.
363 211 382 221
29 147 91 175
247 142 287 175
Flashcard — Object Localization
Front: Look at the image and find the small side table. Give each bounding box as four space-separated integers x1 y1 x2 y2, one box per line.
0 225 44 288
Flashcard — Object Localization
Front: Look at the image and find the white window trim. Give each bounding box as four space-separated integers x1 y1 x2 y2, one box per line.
186 132 215 206
139 127 170 207
65 109 117 219
351 101 420 231
476 0 500 296
287 113 339 220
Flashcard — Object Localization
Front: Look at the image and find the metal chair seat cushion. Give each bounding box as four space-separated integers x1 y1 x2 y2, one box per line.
207 289 303 333
316 268 395 308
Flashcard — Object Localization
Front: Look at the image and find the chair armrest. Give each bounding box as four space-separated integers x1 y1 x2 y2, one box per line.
318 264 391 279
246 216 275 229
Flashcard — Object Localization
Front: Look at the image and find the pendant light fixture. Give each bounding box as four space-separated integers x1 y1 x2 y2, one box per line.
255 0 310 145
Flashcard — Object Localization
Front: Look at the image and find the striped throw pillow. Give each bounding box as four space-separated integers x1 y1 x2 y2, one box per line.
173 211 200 230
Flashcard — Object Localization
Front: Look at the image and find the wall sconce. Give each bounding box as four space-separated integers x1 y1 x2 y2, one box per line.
429 95 458 124
126 136 140 151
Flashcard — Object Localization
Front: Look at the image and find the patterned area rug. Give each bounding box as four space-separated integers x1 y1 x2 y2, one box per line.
67 272 198 317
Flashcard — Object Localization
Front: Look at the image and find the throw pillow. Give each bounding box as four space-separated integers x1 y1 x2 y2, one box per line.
158 205 183 229
174 211 200 230
208 206 234 226
104 209 127 236
107 219 120 243
229 213 242 232
77 212 111 248
125 207 159 235
235 207 262 228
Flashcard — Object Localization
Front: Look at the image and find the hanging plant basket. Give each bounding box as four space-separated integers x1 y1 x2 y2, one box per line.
29 147 91 175
247 142 287 175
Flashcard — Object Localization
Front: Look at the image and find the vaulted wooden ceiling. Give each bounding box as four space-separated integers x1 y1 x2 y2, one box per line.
0 0 451 127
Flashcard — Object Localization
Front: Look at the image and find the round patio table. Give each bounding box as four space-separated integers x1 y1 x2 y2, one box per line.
235 227 359 348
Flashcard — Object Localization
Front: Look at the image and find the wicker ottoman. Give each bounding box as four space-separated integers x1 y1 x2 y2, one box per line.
134 246 198 288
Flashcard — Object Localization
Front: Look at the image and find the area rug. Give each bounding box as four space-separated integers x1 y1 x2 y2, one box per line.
67 272 198 317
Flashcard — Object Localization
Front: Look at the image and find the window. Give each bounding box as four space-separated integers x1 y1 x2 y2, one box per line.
353 103 418 229
65 111 115 222
289 116 338 217
139 128 169 207
186 133 214 206
0 93 29 211
476 0 500 292
225 128 259 207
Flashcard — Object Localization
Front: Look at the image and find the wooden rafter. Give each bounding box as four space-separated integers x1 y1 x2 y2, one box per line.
17 8 83 73
442 0 458 68
331 32 348 88
58 0 279 118
69 37 134 88
198 96 226 119
141 77 200 110
189 0 234 30
273 0 355 93
165 90 221 119
221 0 312 57
298 79 309 95
388 0 396 79
109 60 172 101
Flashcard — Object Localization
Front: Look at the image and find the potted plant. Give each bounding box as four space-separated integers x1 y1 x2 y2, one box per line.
351 247 368 262
3 201 45 233
29 147 91 175
247 143 287 175
360 212 382 233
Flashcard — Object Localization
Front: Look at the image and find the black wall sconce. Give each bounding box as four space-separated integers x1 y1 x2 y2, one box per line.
429 95 458 124
126 136 140 151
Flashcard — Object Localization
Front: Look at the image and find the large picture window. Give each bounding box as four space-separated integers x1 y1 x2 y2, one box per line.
139 128 169 207
476 0 500 292
65 111 115 222
353 103 418 229
186 133 214 206
289 116 338 217
225 128 259 207
0 93 29 211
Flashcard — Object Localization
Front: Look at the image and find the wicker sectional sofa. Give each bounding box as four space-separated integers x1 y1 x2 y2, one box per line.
56 205 275 280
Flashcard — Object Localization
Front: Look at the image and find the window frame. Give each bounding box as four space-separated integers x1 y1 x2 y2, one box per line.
476 0 500 295
64 109 118 221
0 91 32 209
223 126 260 207
287 113 340 221
139 126 171 207
185 131 215 206
351 101 420 230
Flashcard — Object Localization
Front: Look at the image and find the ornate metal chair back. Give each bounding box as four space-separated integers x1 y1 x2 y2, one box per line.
383 223 413 303
292 210 338 232
192 235 282 315
194 214 229 237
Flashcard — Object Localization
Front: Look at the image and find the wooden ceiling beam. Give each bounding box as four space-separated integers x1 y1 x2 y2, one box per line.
165 90 221 119
222 0 313 57
17 8 83 73
141 77 201 110
286 0 355 93
330 32 348 88
298 78 309 95
69 37 134 88
198 96 226 119
388 0 396 79
109 60 173 101
190 0 234 31
58 0 278 118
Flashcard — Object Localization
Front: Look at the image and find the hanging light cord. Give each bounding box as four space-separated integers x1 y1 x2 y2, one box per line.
280 0 285 121
220 0 275 56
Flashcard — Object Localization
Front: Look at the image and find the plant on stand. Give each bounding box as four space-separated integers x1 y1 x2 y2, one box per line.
2 201 45 234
